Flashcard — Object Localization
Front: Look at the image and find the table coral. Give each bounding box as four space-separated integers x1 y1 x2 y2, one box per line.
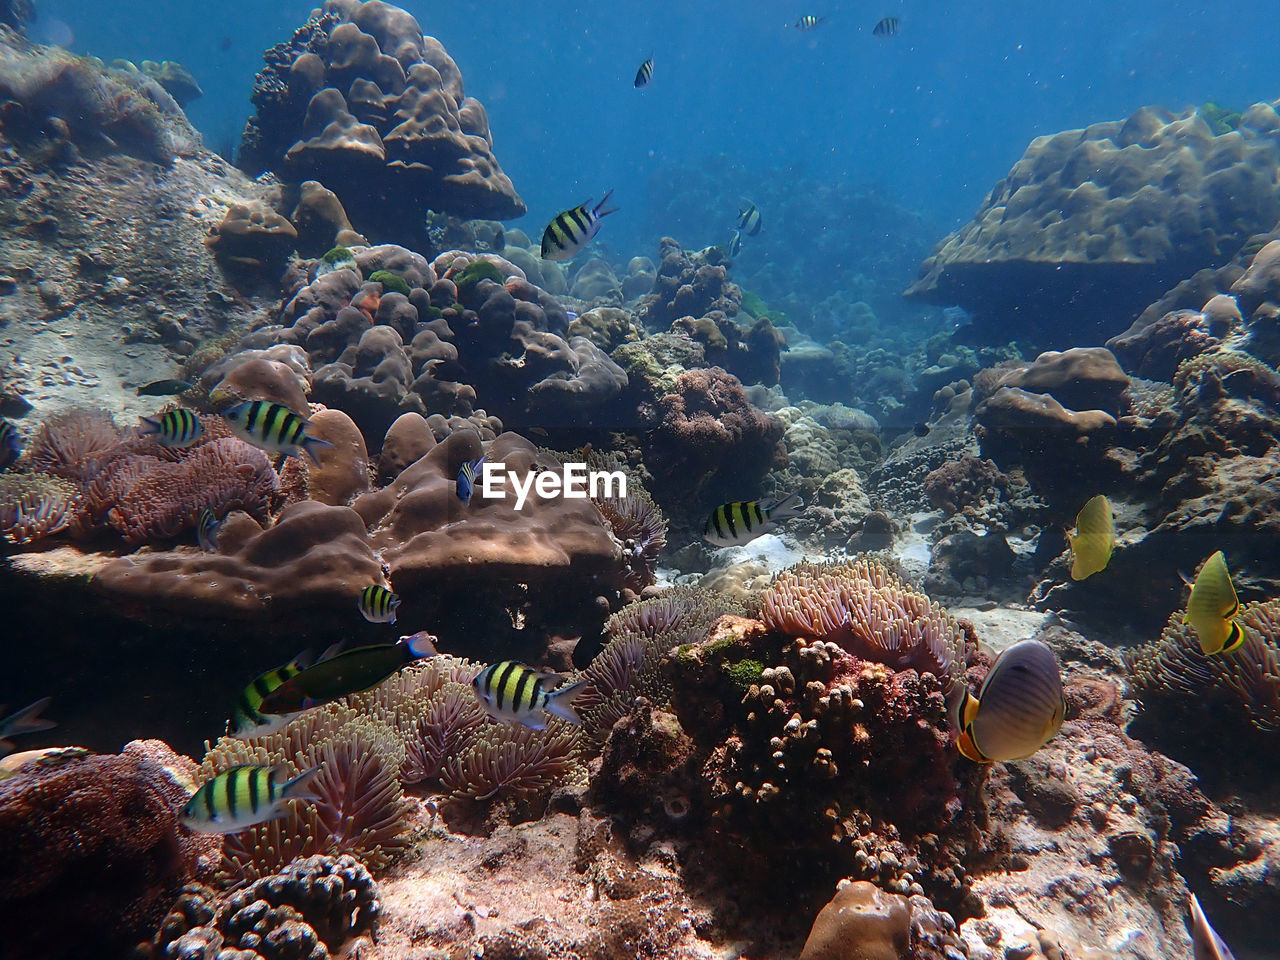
239 0 524 249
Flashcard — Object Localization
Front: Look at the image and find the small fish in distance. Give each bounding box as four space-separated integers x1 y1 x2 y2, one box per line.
541 190 618 262
727 230 743 257
179 764 321 834
136 378 192 397
873 16 899 37
793 15 825 31
703 494 804 548
196 506 222 553
221 400 333 464
457 456 486 505
0 418 20 470
0 697 56 757
634 57 653 88
472 660 587 731
736 201 762 236
139 408 204 448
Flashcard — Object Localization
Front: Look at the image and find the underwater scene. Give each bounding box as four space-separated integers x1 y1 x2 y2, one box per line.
2 0 1280 958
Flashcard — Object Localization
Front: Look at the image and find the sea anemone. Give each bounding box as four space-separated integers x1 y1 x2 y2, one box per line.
1126 601 1280 731
595 490 667 591
27 406 125 482
605 585 734 641
441 720 584 802
759 559 965 691
0 472 80 544
200 705 409 882
397 681 487 785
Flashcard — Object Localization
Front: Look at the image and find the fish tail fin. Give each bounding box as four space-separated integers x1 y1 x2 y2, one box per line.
957 726 987 763
4 697 56 736
594 189 618 218
765 492 804 522
1222 620 1247 654
402 630 439 659
544 679 588 726
281 765 323 804
301 435 335 466
317 641 345 662
139 416 161 436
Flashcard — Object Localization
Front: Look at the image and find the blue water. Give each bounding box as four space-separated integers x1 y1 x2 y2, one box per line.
31 0 1280 265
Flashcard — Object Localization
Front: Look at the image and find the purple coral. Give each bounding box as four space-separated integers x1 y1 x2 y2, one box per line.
27 406 125 482
441 721 582 802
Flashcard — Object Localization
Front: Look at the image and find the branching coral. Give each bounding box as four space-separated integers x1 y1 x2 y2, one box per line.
759 560 966 692
200 705 409 881
0 472 80 544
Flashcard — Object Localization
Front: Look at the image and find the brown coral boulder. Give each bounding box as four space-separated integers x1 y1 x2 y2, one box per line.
906 104 1280 347
0 739 217 960
239 0 525 250
799 881 911 960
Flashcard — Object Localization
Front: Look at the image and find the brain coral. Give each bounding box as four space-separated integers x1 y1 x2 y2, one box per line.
906 102 1280 346
239 0 525 249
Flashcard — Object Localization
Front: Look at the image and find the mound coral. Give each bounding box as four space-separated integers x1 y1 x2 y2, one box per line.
239 0 525 249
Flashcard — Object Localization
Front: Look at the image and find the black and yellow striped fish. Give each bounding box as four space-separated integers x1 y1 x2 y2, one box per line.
0 418 20 470
794 14 825 30
471 660 587 730
540 190 618 262
634 57 653 88
222 400 333 464
179 763 321 834
703 493 804 548
873 16 899 37
736 201 762 236
358 584 400 624
229 649 315 738
140 408 204 448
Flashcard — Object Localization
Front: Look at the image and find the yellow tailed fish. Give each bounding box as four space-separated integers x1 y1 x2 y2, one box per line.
1184 550 1246 655
1189 894 1236 960
956 639 1066 763
1066 494 1114 581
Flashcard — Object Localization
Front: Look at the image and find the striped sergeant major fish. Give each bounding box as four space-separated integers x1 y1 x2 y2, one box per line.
0 418 21 470
196 506 222 553
221 400 333 465
140 408 204 448
540 190 618 262
228 644 342 738
793 14 825 30
471 660 587 731
179 764 321 834
873 16 899 37
358 584 400 624
457 456 486 505
0 697 56 756
703 493 804 548
634 57 653 88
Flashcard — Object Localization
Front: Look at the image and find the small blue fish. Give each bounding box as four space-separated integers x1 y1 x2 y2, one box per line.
472 661 587 731
140 408 204 448
0 419 20 470
0 697 56 756
196 507 222 552
457 456 486 505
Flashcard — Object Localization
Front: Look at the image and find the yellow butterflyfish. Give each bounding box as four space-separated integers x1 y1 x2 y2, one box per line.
1184 550 1246 656
1067 494 1114 581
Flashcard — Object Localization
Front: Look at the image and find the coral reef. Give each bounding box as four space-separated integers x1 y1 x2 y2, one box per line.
238 0 524 249
643 367 785 513
637 238 742 332
906 102 1280 346
0 740 220 960
147 855 380 959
